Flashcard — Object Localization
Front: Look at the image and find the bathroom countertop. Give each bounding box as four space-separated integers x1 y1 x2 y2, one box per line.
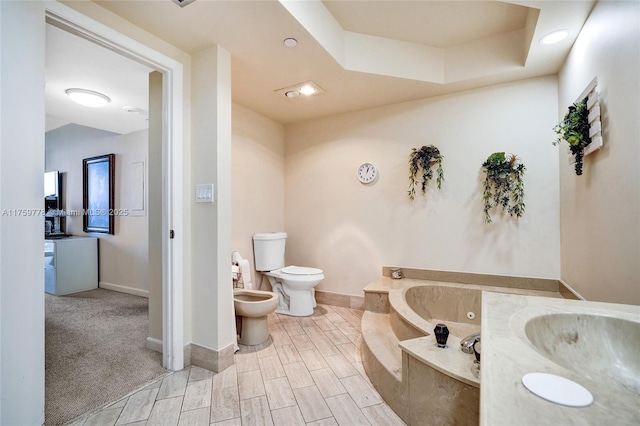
481 292 640 425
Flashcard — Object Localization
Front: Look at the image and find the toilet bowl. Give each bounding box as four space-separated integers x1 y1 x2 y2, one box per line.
263 266 324 317
233 288 279 346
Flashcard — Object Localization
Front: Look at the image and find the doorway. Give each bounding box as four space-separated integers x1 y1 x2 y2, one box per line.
45 0 184 378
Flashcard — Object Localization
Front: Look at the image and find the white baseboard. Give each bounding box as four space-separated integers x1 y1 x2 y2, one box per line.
99 281 149 298
146 337 163 353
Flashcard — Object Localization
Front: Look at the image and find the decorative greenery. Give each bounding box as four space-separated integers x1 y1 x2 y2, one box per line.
408 145 444 200
481 152 526 224
553 98 592 175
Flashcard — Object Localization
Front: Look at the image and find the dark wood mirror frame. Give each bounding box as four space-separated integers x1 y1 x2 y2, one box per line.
83 153 115 234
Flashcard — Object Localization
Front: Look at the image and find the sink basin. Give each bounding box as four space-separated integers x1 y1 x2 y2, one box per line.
525 313 640 393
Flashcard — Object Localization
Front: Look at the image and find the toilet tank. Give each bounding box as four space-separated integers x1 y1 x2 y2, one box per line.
253 232 287 271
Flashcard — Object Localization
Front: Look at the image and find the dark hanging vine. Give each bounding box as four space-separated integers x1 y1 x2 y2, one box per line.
481 152 526 224
408 145 444 201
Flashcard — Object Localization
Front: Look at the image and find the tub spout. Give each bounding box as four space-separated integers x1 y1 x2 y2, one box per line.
460 332 480 354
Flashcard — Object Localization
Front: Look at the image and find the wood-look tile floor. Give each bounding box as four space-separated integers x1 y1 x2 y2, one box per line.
69 304 406 426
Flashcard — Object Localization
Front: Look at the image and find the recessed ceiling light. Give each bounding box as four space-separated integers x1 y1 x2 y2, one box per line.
276 81 324 99
539 30 569 45
65 88 110 108
284 38 298 48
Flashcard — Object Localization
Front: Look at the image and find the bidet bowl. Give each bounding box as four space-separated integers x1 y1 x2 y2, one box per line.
233 289 279 317
233 289 279 346
525 313 640 393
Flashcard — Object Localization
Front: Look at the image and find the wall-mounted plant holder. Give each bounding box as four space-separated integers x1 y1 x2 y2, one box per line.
582 77 603 156
554 77 603 175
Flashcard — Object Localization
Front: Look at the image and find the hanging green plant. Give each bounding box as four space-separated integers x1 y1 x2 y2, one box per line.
481 152 526 224
553 98 592 175
408 145 444 201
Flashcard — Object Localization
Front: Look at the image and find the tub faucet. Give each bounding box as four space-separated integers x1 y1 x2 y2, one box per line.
460 332 480 354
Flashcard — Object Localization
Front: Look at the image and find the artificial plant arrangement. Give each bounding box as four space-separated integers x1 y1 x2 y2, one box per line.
408 145 444 201
481 152 526 224
553 98 592 175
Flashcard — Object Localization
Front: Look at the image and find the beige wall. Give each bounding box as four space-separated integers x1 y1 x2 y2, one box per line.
285 76 561 297
231 103 285 288
558 1 640 304
45 124 150 296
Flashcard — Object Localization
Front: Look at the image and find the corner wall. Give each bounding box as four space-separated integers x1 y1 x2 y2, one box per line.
557 1 640 304
285 76 561 297
231 103 285 287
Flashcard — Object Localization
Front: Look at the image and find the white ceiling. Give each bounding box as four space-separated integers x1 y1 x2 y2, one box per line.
45 0 596 134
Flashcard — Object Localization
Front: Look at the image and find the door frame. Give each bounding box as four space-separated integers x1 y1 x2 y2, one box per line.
45 1 185 370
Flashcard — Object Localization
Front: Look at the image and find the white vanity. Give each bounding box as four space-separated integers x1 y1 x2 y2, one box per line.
44 236 98 295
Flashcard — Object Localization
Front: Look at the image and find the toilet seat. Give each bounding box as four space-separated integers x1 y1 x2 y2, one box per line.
282 265 323 275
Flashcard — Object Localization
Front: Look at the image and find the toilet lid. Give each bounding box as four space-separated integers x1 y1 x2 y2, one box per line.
282 265 323 275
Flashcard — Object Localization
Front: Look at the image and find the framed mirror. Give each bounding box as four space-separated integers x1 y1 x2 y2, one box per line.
83 154 115 234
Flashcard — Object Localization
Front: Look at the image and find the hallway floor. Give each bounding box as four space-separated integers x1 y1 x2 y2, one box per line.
69 303 406 425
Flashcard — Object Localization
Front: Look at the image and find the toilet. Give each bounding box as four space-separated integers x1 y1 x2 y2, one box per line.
233 288 279 346
253 232 324 317
232 251 279 346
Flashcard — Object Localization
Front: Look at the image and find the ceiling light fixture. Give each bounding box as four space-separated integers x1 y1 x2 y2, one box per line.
65 88 111 108
276 81 323 99
284 38 298 48
539 29 569 45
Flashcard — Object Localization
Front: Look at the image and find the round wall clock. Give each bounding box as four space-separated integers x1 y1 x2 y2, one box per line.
356 162 378 184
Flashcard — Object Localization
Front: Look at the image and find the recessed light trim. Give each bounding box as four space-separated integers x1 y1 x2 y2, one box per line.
284 38 298 48
65 88 110 108
539 29 569 45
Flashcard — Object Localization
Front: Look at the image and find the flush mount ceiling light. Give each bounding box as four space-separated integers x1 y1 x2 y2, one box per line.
284 38 298 48
276 81 324 99
539 29 570 45
65 88 111 108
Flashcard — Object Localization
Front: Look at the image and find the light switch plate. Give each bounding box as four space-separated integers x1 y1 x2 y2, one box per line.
195 183 214 203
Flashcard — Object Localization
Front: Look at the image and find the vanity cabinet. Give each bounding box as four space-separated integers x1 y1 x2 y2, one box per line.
45 237 98 295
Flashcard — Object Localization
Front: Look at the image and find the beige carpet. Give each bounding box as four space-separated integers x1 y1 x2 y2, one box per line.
45 288 167 425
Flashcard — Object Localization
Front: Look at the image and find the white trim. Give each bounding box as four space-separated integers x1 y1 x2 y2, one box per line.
99 281 149 298
44 1 184 371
